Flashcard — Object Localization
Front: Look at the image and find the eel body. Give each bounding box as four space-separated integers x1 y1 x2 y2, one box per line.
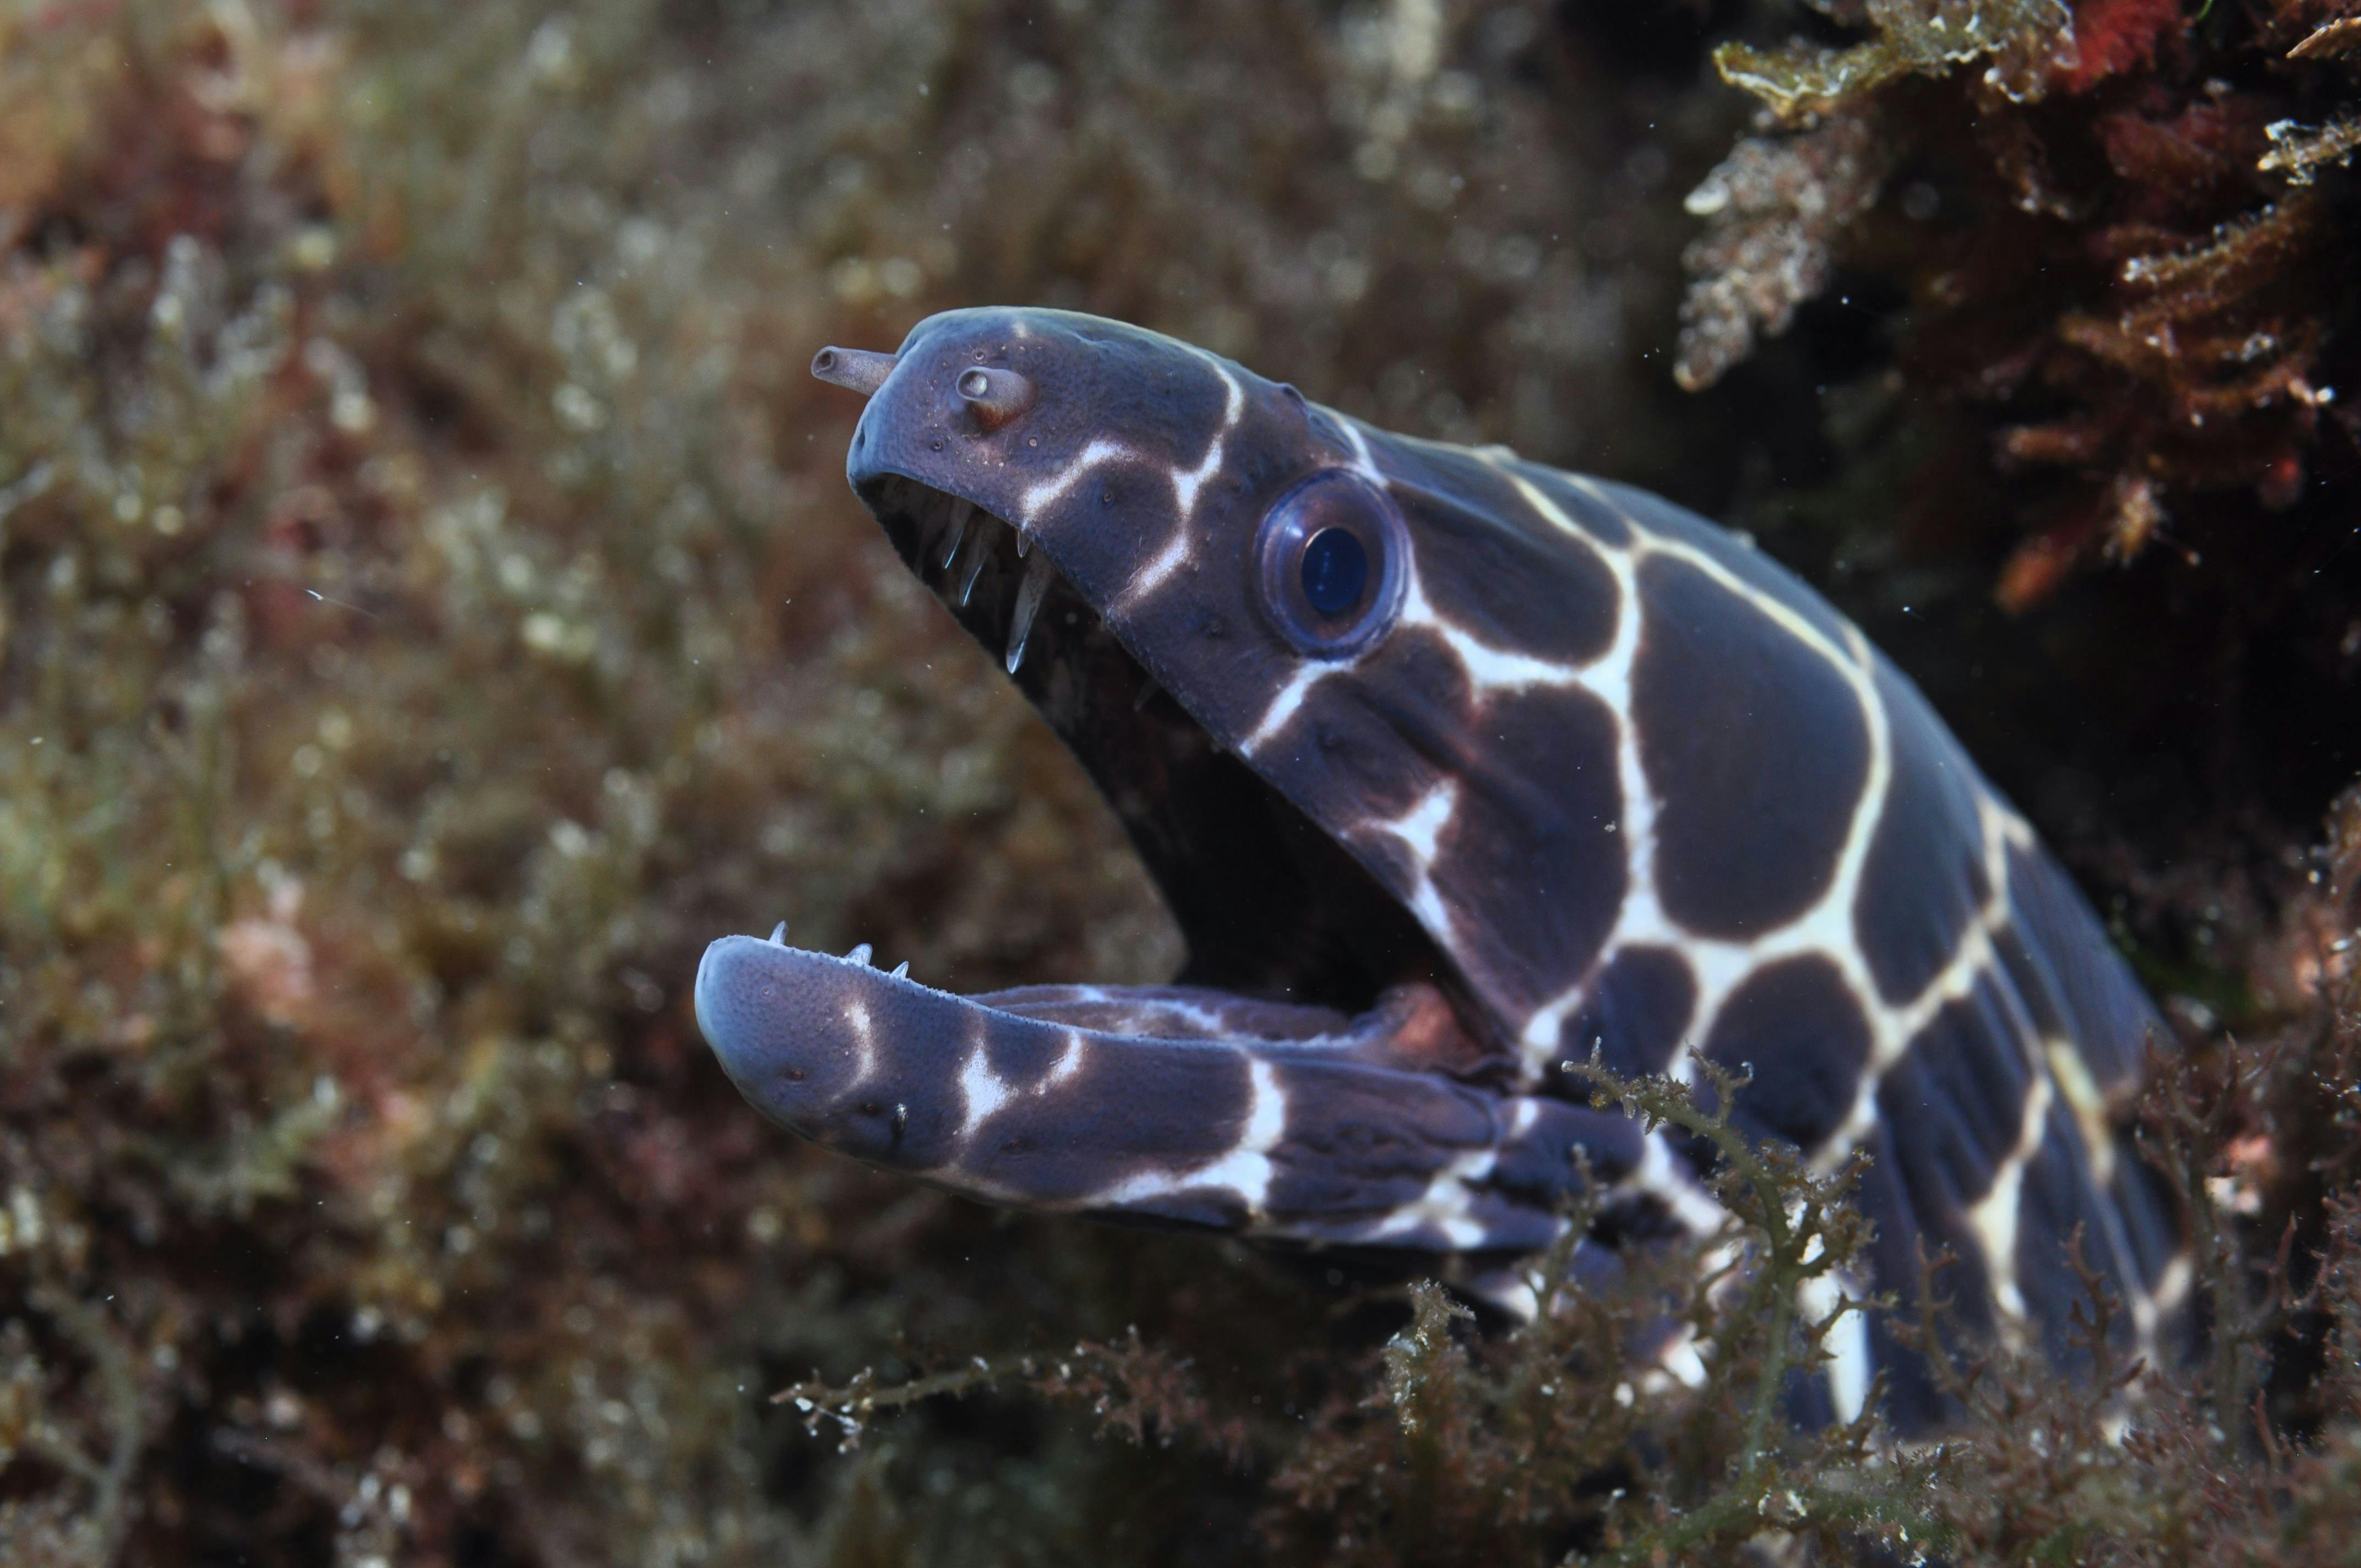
697 309 2185 1429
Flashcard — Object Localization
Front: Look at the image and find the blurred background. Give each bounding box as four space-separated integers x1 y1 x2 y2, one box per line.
2 2 2357 1564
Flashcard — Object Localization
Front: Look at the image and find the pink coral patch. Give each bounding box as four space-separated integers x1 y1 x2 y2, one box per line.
2058 0 2183 92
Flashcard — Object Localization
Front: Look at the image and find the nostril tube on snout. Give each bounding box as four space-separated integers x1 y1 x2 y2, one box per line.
956 365 1034 429
811 346 899 396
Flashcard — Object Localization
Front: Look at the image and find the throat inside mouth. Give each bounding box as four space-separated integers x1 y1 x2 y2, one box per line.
858 475 1460 1030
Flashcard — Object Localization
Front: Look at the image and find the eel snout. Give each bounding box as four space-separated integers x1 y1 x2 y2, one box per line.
694 932 1646 1251
809 346 899 396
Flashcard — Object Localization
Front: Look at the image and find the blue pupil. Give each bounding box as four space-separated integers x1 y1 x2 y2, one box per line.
1299 527 1368 618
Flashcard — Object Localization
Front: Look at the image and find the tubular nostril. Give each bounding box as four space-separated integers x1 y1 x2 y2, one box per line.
956 365 1034 429
811 346 899 396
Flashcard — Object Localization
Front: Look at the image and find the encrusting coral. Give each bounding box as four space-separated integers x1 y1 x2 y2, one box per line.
2 2 2358 1565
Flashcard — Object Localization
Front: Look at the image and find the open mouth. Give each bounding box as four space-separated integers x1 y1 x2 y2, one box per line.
687 473 1578 1233
689 331 1657 1260
858 473 1454 1025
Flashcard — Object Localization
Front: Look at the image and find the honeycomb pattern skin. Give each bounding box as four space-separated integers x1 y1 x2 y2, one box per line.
697 308 2186 1431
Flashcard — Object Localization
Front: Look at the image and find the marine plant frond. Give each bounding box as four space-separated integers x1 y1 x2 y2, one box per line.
1713 0 2081 125
771 1326 1247 1460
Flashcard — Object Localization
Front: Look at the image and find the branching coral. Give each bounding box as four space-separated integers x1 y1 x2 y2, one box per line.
1675 116 1889 393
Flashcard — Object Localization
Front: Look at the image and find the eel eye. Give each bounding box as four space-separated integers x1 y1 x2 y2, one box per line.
1253 471 1406 658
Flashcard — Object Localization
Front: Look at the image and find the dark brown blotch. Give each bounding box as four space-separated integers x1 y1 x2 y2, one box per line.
1261 1058 1493 1222
1633 554 1870 939
1873 971 2032 1215
959 1032 1254 1205
1850 1118 1995 1435
1601 480 1855 650
2010 1101 2144 1368
2000 840 2163 1096
1557 944 1697 1077
1854 664 1993 1004
1699 954 1871 1151
1395 484 1621 668
1425 684 1626 1020
1254 624 1475 830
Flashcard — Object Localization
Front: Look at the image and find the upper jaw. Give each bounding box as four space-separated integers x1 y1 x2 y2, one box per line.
841 316 1458 1023
842 308 1096 554
859 475 1110 689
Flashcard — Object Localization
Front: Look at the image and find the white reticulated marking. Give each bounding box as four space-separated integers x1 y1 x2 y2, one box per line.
1118 527 1195 611
1152 999 1232 1035
1400 573 1592 694
1106 356 1244 617
1475 451 2169 1381
1967 1070 2053 1333
1497 464 1601 547
1356 780 1461 945
1521 556 1896 1098
1044 1030 1086 1088
844 998 878 1087
1169 357 1244 518
1244 527 1626 901
1646 1327 1711 1392
1512 508 1657 1079
1368 1147 1502 1250
1810 796 2026 1172
1624 1130 1731 1238
1237 557 1452 758
1019 435 1137 525
1241 443 1628 769
1382 780 1456 872
1800 1268 1874 1424
1332 414 1388 485
2046 1037 2117 1187
1089 1057 1286 1213
958 1047 1015 1139
1486 1273 1546 1322
2150 1254 2192 1318
1636 521 1863 672
1241 661 1328 754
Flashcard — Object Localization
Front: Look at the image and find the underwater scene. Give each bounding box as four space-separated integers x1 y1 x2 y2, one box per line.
3 2 2359 1564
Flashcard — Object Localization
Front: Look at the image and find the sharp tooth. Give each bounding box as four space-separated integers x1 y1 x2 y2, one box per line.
1132 673 1162 712
1005 551 1054 676
846 943 873 966
890 960 910 979
939 499 973 571
1014 527 1030 559
956 529 990 606
768 921 788 945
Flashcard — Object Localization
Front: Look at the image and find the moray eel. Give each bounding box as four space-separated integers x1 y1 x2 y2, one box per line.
695 308 2186 1429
